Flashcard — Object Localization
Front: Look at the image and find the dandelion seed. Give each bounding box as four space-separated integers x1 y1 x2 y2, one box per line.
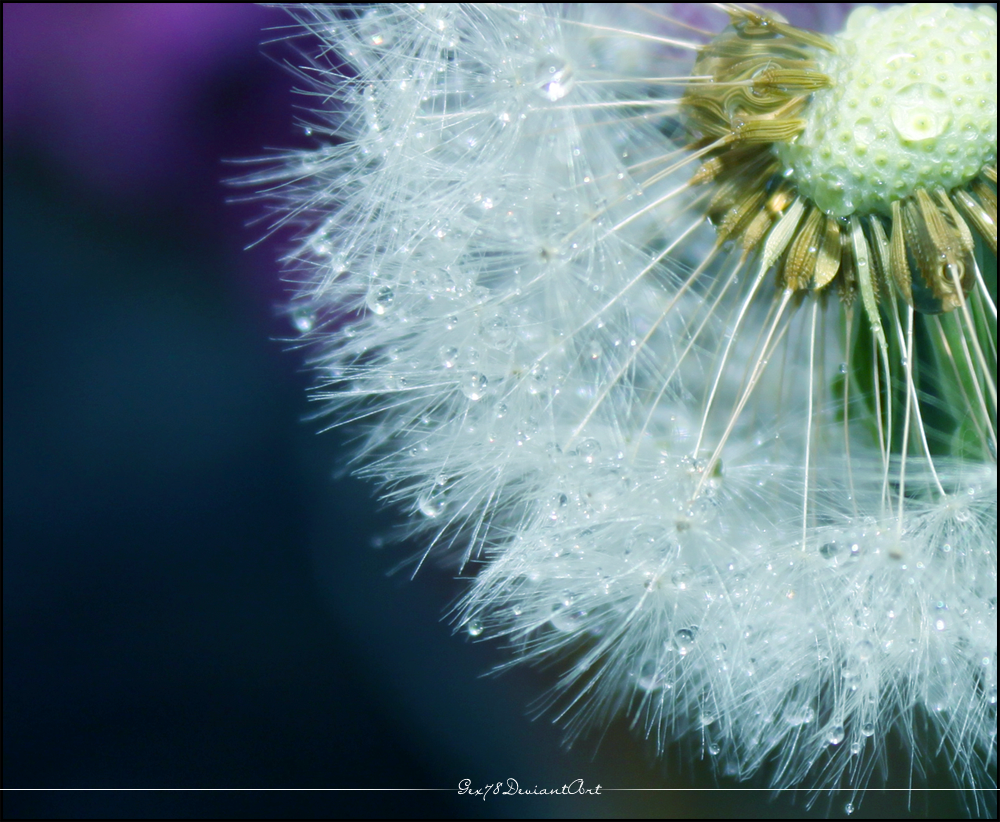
261 3 997 811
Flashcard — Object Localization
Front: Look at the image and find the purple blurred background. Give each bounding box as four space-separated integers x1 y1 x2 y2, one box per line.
3 5 987 819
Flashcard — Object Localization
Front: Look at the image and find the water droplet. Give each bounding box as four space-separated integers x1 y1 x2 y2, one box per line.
466 620 483 637
890 83 951 141
461 372 488 401
927 676 954 712
854 117 875 146
819 541 841 561
671 565 694 590
575 437 601 463
366 284 394 315
534 56 575 101
849 741 863 755
673 627 698 656
550 600 587 632
528 367 548 395
417 491 447 519
636 658 665 692
785 704 815 726
547 492 568 522
483 314 513 348
625 528 662 557
852 639 875 663
845 801 855 815
827 724 845 745
707 742 721 756
290 305 316 333
440 346 459 368
861 722 875 737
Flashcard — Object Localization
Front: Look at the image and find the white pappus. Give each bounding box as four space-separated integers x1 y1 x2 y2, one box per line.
260 3 998 813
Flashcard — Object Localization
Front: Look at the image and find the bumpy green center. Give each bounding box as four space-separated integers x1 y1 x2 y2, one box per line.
777 3 997 218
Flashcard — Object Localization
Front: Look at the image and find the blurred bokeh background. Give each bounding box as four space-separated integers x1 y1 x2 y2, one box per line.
3 4 991 819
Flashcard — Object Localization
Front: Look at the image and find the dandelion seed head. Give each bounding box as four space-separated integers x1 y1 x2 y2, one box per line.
263 2 997 810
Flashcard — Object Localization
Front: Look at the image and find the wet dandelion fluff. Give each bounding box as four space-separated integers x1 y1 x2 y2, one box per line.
263 3 997 809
